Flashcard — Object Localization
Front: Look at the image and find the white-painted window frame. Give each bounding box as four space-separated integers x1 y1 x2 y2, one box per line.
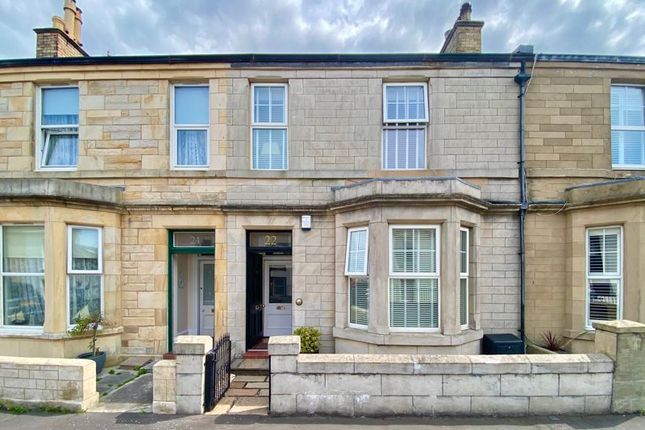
0 224 45 333
345 226 369 329
459 227 469 329
36 85 79 171
250 83 288 171
611 84 645 170
585 226 623 330
170 83 210 170
382 83 429 171
388 224 440 332
66 225 104 327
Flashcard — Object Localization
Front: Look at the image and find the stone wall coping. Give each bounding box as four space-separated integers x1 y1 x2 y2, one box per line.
0 355 96 369
0 178 123 206
269 336 301 355
0 326 124 340
173 335 213 355
593 320 645 334
153 359 176 369
283 352 614 375
332 326 484 346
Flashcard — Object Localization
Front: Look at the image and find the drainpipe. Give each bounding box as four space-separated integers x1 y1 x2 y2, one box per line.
514 61 531 347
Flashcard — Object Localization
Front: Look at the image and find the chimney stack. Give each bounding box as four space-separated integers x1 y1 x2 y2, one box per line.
440 2 484 54
34 0 87 58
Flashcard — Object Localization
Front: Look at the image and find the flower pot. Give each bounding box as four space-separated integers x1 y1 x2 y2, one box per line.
78 351 107 374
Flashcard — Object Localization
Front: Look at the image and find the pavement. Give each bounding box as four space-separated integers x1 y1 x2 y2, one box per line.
0 412 643 430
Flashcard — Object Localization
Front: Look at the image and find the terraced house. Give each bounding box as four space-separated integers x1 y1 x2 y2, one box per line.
0 1 643 361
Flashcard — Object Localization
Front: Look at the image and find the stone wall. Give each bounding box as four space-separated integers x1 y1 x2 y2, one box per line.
269 335 614 417
0 355 98 411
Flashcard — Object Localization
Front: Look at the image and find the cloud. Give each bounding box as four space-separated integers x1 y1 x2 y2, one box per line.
0 0 643 59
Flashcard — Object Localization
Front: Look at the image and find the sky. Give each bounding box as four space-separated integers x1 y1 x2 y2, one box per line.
0 0 644 59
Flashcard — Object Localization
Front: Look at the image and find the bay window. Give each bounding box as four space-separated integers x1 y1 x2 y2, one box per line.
389 225 439 331
68 226 103 326
172 85 209 168
0 225 45 328
586 227 622 328
38 86 79 169
459 228 469 328
345 227 369 328
252 84 288 170
382 84 428 170
611 85 644 169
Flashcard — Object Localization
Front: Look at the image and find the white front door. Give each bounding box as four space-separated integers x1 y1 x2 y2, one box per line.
263 258 293 336
199 260 215 337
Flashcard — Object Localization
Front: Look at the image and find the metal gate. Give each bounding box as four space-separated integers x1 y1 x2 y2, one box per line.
203 334 231 412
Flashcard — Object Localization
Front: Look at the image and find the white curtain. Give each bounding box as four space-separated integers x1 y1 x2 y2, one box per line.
177 129 207 166
68 274 101 324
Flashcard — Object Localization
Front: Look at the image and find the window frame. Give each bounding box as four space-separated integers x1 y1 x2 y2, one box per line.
66 225 104 328
36 85 80 171
0 224 46 332
170 83 210 170
611 84 645 170
381 83 429 171
345 226 369 276
250 83 289 171
388 224 441 333
585 226 623 330
459 227 469 329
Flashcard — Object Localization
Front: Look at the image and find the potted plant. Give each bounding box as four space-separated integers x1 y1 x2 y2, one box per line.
68 313 107 374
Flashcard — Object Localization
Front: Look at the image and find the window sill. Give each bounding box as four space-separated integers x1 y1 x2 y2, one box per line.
0 326 123 340
35 167 78 172
612 165 645 170
333 326 483 346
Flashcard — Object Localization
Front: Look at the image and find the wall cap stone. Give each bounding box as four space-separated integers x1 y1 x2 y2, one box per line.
268 336 300 356
593 320 645 334
173 335 213 355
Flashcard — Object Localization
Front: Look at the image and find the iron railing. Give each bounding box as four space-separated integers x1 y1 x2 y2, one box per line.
203 333 231 412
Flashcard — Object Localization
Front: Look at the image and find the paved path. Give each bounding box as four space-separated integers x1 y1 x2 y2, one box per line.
0 412 643 429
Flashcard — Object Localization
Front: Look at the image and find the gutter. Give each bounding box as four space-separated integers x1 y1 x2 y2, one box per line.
514 61 531 348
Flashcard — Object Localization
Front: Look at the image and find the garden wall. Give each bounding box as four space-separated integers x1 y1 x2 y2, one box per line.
0 355 98 411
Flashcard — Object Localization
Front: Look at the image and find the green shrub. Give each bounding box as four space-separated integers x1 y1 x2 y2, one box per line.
294 326 321 353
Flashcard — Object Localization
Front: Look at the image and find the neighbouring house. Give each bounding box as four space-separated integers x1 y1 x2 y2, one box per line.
0 1 643 360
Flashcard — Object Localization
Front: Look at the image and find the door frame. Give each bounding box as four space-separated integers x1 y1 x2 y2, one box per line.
167 230 215 352
262 256 293 336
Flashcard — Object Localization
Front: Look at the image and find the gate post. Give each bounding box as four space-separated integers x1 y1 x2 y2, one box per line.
174 335 213 414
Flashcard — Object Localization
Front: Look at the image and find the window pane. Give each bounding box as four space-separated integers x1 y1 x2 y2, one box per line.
252 128 287 169
385 85 426 121
589 279 619 322
71 228 99 271
69 274 101 324
42 87 79 125
173 232 215 247
2 275 45 326
389 278 438 329
391 228 436 273
347 229 368 274
460 229 468 274
349 277 369 326
611 86 645 127
383 128 425 169
202 263 214 306
42 130 78 167
254 86 285 124
269 265 292 304
2 226 44 273
588 229 620 275
175 86 209 125
611 130 644 166
460 278 468 326
176 129 208 166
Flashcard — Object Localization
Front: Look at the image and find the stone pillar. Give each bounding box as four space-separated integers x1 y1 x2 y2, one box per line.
268 335 300 415
593 320 645 413
174 335 213 414
442 219 461 335
152 360 177 414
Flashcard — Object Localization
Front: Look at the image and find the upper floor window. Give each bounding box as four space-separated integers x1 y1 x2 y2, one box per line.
586 227 622 328
345 227 369 328
611 85 644 169
173 85 209 168
67 226 103 326
38 86 79 169
389 225 439 331
252 84 288 170
382 84 428 170
0 225 45 329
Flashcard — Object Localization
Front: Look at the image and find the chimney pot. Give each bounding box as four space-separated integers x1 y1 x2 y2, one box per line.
63 0 76 35
459 2 472 21
74 7 83 45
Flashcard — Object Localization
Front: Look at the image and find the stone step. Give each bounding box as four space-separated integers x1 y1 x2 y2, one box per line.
232 358 269 373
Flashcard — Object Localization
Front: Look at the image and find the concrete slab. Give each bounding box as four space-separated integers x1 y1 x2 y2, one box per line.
228 397 269 415
120 356 154 370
